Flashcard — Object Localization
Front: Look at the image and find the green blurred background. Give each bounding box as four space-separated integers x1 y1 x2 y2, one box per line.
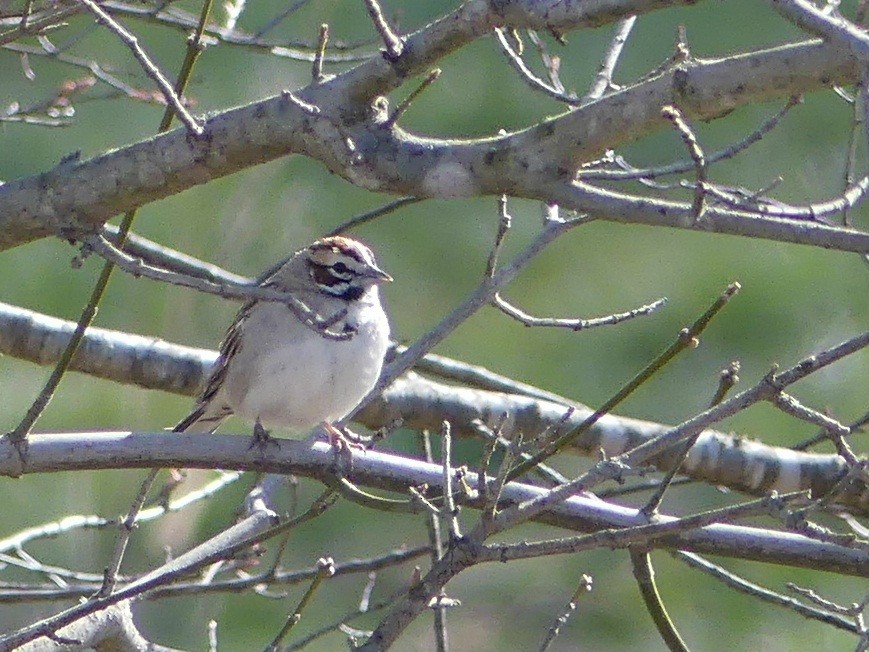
0 0 866 649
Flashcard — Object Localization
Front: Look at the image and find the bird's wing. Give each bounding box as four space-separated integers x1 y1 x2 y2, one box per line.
173 300 253 433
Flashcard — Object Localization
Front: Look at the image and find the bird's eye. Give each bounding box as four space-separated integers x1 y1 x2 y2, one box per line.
332 261 350 275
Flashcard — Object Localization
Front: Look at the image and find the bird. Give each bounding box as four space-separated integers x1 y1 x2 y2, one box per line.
173 236 392 445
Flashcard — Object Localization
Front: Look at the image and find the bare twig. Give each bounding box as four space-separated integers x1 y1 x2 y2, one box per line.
361 0 402 59
4 0 214 447
676 551 860 632
253 0 314 39
583 15 636 102
709 360 741 407
312 23 329 82
345 216 587 424
0 5 81 48
662 104 706 217
508 282 741 481
772 394 854 461
766 0 869 63
708 175 869 221
538 574 593 651
792 409 869 452
629 548 689 652
641 361 740 517
495 28 579 104
325 196 423 236
386 68 441 127
525 30 563 92
100 0 374 60
486 196 667 330
492 294 668 330
0 503 279 650
420 431 450 652
266 557 336 650
440 422 462 541
98 469 160 596
100 224 248 285
579 97 801 181
84 233 354 340
75 0 203 134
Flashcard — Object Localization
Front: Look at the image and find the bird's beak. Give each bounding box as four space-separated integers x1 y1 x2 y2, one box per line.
369 266 393 284
365 265 392 283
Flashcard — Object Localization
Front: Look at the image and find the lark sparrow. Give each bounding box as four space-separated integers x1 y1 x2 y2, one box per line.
174 236 392 442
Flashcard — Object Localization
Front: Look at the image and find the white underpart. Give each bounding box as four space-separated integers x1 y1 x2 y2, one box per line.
218 286 389 431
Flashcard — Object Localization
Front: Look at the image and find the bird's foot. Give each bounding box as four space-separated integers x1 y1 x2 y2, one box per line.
323 422 369 451
249 419 280 451
320 422 367 471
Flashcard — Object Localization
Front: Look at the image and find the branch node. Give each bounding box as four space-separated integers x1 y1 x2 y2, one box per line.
362 0 403 60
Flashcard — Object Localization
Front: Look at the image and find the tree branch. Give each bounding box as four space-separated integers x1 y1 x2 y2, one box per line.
0 300 865 515
0 433 865 579
0 19 864 251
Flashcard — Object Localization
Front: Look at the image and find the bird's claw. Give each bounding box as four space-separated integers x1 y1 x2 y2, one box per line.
249 420 280 451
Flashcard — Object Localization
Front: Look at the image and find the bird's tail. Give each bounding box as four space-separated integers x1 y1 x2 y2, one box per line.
172 403 231 434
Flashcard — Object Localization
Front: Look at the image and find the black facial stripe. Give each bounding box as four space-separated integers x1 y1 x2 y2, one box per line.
310 263 352 287
336 284 365 301
319 279 365 301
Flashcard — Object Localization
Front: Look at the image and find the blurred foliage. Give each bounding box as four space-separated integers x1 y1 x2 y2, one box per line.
0 0 866 649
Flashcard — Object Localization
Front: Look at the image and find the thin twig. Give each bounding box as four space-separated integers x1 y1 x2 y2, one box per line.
792 409 869 451
709 360 740 407
4 0 213 447
579 97 801 181
494 28 579 104
472 418 569 487
486 196 667 329
538 574 593 651
772 393 854 461
85 234 354 340
0 5 81 48
345 217 587 424
75 0 203 134
253 0 314 39
312 23 329 82
525 30 564 92
361 0 402 59
98 469 160 596
641 361 740 517
676 551 859 632
583 16 636 102
266 557 336 650
325 197 422 237
420 431 450 652
485 195 512 278
662 104 706 217
492 294 668 330
440 422 462 541
708 175 869 221
101 224 249 285
386 68 441 127
508 282 741 481
842 73 864 226
629 549 690 652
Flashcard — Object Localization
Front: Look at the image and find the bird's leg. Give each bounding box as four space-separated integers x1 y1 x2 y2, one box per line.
322 422 368 451
320 421 358 471
249 418 279 450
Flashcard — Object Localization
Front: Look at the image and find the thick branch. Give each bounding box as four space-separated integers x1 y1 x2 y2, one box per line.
0 301 865 515
0 23 864 251
0 433 865 578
